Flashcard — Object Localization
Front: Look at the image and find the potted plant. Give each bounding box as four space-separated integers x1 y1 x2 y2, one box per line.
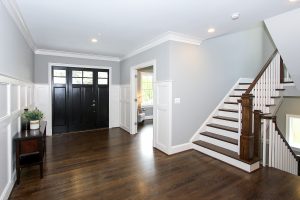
23 108 44 130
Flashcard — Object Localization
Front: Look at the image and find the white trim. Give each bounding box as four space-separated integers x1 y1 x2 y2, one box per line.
0 170 16 200
130 60 157 135
169 143 192 155
47 62 113 136
36 49 120 62
1 0 36 50
190 78 253 142
122 31 202 60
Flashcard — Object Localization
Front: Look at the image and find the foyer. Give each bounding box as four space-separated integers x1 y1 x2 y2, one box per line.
9 128 300 200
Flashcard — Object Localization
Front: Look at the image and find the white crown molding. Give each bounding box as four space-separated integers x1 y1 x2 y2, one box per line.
35 49 121 62
122 31 202 61
1 0 36 50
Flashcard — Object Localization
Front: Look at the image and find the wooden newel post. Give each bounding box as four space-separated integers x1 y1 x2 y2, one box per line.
253 110 262 158
240 93 254 161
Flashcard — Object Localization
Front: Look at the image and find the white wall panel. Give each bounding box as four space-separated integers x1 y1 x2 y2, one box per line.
120 85 130 132
20 86 26 109
10 85 19 113
34 84 51 135
109 85 120 128
154 81 172 154
0 122 8 199
0 84 8 118
0 75 33 200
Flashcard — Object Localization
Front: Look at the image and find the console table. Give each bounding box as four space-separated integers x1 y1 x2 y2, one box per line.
14 121 47 184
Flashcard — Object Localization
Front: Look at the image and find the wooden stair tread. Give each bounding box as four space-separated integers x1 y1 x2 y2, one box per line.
271 96 281 98
239 83 251 85
229 95 242 97
234 88 247 91
219 108 238 113
200 131 238 145
283 81 294 84
207 123 238 133
276 88 285 91
193 141 259 164
224 101 238 105
213 116 238 122
266 104 275 107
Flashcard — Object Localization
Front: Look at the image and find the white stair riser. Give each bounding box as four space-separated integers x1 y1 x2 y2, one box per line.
192 144 260 172
199 135 238 152
218 111 238 118
206 127 238 139
223 104 238 110
233 90 245 96
211 118 239 129
237 84 250 89
228 97 241 102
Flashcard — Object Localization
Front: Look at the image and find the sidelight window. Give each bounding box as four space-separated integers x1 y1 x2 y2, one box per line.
72 70 93 85
98 72 108 85
53 69 66 84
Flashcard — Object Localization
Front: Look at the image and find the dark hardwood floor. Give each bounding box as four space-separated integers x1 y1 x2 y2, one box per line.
10 127 300 200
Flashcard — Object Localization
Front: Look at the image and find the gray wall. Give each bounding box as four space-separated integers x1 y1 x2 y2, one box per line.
0 1 34 82
170 24 276 145
34 54 120 84
120 42 171 84
276 97 300 138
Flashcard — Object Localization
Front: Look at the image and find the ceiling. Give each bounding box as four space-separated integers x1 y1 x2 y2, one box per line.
13 0 300 58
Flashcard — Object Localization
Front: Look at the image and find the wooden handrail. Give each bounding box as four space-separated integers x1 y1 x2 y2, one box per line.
245 49 278 94
261 115 299 161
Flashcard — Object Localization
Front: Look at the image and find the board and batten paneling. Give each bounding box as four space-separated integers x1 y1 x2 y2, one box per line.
154 81 172 154
120 85 130 132
0 75 34 200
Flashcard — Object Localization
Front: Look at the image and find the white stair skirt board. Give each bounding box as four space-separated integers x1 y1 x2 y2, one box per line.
192 144 260 173
199 135 238 152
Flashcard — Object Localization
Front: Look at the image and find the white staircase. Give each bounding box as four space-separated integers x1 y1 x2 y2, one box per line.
191 80 261 172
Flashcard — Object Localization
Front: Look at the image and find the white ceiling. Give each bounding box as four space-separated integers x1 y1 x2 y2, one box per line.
14 0 300 58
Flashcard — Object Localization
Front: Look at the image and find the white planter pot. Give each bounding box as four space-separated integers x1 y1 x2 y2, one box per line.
30 120 40 130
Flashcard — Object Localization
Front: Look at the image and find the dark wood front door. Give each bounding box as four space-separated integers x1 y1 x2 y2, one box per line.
52 66 109 133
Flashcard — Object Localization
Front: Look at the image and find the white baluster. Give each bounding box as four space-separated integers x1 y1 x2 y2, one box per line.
263 119 267 166
268 119 272 167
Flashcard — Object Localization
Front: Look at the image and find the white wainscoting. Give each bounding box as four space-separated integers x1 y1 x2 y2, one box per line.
120 84 130 132
0 75 33 200
154 81 172 154
34 84 52 135
109 85 120 128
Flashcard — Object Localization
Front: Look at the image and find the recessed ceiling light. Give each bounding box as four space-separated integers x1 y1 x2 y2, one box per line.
208 28 215 33
289 0 299 2
91 38 98 43
232 12 240 20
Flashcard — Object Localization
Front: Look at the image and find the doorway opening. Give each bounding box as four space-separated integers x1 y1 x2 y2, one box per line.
130 61 156 148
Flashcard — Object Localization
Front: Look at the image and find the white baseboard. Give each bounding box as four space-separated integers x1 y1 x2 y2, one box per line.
169 143 192 155
120 125 130 133
0 170 16 200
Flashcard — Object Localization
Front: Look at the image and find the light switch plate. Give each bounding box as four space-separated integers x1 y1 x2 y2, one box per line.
174 98 181 104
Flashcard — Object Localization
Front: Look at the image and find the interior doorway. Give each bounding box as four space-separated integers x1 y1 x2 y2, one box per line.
51 66 109 134
130 61 156 147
